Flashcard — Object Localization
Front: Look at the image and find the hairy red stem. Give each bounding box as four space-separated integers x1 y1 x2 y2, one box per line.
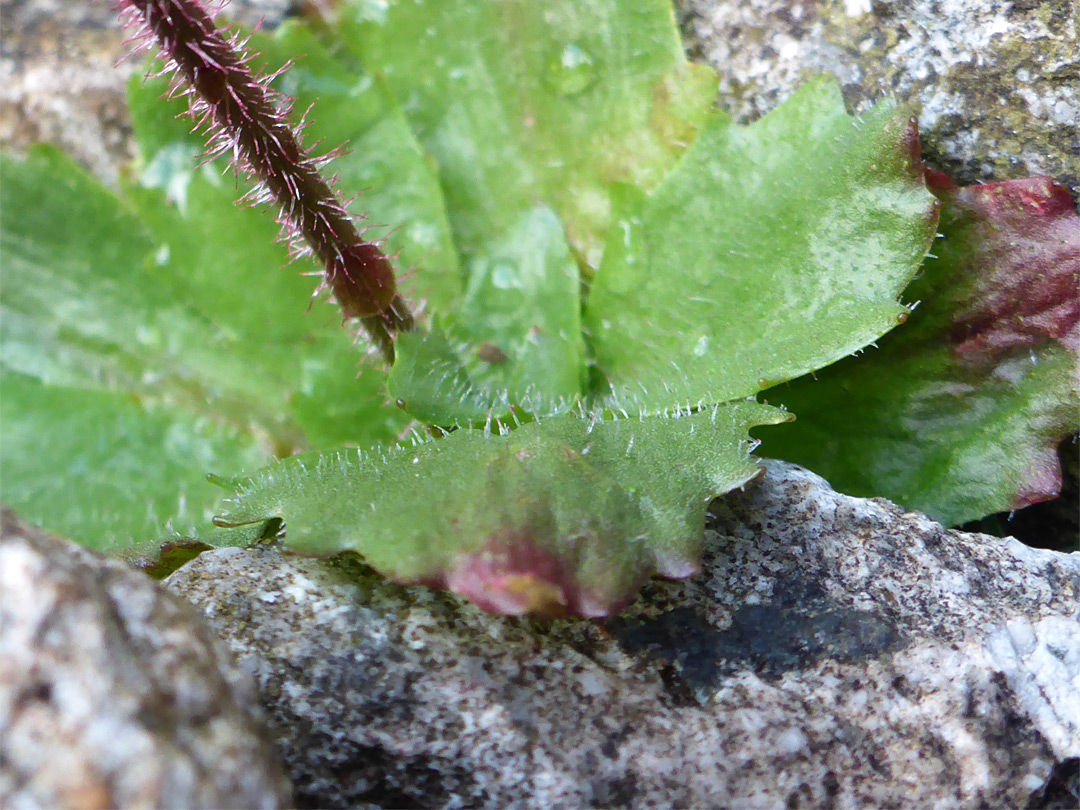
116 0 413 361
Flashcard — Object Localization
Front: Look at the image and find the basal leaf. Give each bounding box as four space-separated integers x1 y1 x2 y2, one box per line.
0 149 284 545
344 0 716 421
342 0 716 267
387 206 588 424
0 370 268 551
0 148 283 433
214 402 788 616
584 77 939 414
762 174 1080 526
1 36 454 541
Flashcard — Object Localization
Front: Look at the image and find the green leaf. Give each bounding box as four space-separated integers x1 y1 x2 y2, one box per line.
0 148 281 546
0 370 268 551
387 206 588 424
583 77 939 413
214 401 789 616
1 46 444 542
761 175 1080 526
342 0 716 267
0 148 279 431
343 0 716 421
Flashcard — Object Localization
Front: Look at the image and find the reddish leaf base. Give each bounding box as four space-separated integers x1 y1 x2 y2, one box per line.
926 170 1079 365
417 531 643 619
928 169 1079 512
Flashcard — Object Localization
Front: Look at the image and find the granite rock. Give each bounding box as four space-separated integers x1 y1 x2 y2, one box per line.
164 460 1080 810
0 507 293 809
678 0 1080 195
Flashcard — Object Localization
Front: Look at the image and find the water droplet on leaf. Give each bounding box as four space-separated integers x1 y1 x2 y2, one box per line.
545 43 597 97
490 259 521 289
354 0 390 24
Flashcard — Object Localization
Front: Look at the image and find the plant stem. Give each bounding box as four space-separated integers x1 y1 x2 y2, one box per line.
116 0 413 362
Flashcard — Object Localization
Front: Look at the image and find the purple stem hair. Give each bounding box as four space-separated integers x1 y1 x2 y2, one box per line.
116 0 413 362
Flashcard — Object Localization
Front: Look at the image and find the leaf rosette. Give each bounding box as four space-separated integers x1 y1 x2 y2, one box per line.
15 0 1052 617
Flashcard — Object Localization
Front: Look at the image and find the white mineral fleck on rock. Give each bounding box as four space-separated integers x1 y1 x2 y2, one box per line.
985 614 1080 757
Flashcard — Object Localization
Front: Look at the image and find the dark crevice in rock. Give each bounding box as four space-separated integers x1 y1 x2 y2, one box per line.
289 737 483 810
1027 758 1080 810
590 771 638 808
964 437 1080 553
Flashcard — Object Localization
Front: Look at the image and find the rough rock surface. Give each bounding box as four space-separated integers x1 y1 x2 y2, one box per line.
677 0 1080 195
0 507 293 809
165 460 1080 810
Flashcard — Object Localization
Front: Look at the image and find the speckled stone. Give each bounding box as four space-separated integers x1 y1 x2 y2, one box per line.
678 0 1080 195
0 508 293 809
165 460 1080 810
